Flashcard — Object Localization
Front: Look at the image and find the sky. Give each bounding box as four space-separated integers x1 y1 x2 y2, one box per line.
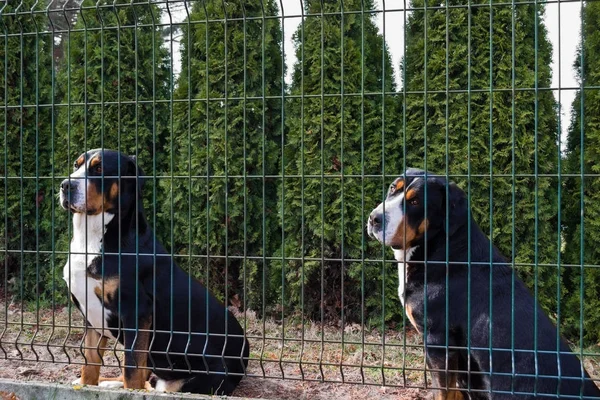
166 0 582 143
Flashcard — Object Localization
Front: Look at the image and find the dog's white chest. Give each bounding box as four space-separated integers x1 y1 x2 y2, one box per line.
63 213 116 339
393 247 417 306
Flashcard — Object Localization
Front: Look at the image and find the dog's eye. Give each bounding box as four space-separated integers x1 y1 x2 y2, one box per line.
95 165 102 174
409 199 419 206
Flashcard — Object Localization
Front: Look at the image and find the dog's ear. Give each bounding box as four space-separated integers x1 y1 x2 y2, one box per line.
446 181 467 236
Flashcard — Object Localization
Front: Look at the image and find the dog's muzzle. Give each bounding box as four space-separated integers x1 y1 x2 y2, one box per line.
60 179 79 212
367 209 384 239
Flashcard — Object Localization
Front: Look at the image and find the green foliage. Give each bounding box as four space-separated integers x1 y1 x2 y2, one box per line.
0 0 62 302
280 0 402 322
402 0 560 314
55 0 171 173
162 0 284 311
561 2 600 346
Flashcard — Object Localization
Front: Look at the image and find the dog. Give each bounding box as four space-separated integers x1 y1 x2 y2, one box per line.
367 168 600 399
59 149 249 394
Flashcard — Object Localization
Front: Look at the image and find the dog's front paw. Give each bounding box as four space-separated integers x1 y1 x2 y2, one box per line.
98 380 125 389
72 378 82 385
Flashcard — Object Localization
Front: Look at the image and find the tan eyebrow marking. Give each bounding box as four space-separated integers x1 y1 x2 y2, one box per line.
405 188 417 201
89 155 102 169
395 179 405 191
75 154 85 168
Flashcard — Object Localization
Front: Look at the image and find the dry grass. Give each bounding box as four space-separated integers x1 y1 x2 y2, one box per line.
0 298 598 399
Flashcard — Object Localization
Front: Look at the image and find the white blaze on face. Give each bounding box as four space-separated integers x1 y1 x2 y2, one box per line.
370 191 405 246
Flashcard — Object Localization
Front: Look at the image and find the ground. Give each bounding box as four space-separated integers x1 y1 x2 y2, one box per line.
0 297 598 399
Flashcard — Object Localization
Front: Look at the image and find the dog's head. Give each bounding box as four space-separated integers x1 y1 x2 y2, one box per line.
59 149 144 216
367 168 467 250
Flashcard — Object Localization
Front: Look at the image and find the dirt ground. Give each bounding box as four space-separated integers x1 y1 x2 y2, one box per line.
0 297 598 399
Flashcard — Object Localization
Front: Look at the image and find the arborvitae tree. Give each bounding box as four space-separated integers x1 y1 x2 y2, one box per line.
0 0 57 300
54 0 171 263
163 0 284 310
402 0 560 313
561 2 600 346
280 0 401 323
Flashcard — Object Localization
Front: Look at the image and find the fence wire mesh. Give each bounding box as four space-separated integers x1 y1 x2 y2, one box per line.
1 0 600 397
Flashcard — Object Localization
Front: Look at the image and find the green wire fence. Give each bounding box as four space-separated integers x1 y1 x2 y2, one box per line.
1 0 599 396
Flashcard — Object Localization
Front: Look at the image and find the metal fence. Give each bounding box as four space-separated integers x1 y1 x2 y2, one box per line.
1 0 599 397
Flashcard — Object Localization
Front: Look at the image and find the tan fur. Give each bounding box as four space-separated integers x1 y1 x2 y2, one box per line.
405 187 417 200
89 155 102 169
395 179 405 192
85 180 117 215
75 154 85 169
109 182 119 202
428 352 463 400
79 329 108 385
405 304 420 333
123 316 152 389
93 278 120 304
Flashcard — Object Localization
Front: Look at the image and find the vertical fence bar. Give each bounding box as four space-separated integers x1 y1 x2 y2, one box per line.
380 0 387 386
221 0 230 379
16 0 25 361
400 0 408 388
149 0 159 374
241 0 248 377
165 0 175 373
444 0 450 393
578 0 586 397
488 0 494 392
276 0 285 380
46 0 57 363
339 0 345 385
31 0 41 361
299 0 307 383
0 0 8 360
298 0 307 379
510 0 517 393
555 1 563 395
466 0 473 391
318 0 325 383
360 0 367 386
422 0 429 390
533 0 540 394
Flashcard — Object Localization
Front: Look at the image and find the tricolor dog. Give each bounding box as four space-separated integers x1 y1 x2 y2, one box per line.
367 168 600 399
60 149 249 394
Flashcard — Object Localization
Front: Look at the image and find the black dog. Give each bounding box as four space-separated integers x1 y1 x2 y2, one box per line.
367 168 600 399
60 149 249 394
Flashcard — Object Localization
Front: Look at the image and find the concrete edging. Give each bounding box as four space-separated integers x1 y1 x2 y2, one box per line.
0 378 256 400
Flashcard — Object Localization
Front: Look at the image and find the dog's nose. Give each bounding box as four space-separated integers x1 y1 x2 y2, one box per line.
61 179 72 193
370 211 383 228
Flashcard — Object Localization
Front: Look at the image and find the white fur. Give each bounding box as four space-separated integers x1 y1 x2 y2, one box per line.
63 211 116 339
98 380 124 389
393 247 417 306
72 378 82 385
154 379 167 392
